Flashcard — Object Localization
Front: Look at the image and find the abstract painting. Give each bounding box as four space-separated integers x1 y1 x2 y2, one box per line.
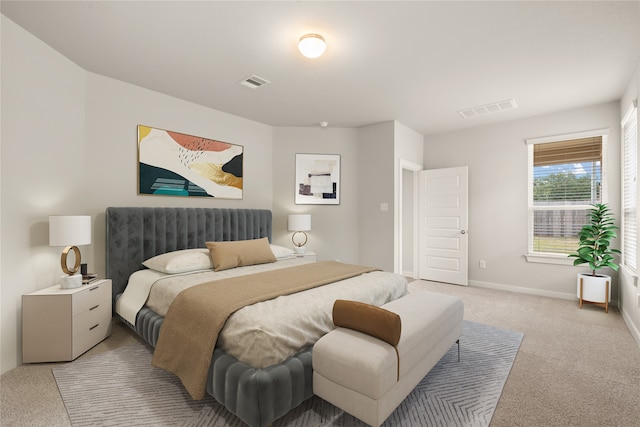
295 153 340 205
137 125 243 199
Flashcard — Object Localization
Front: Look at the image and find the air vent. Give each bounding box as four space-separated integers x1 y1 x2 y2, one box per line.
238 75 271 89
458 98 517 119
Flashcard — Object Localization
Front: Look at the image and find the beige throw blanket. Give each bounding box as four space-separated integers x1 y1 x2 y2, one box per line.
151 261 378 400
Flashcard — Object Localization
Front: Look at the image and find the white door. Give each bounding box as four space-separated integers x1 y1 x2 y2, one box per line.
418 166 469 285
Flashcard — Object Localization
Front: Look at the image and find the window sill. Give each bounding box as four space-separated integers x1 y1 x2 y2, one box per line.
524 253 574 266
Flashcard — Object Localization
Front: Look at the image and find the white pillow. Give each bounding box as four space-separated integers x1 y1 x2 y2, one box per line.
270 244 295 259
142 248 213 274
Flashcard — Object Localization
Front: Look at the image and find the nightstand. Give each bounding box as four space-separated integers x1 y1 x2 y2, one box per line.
22 279 112 363
295 252 317 262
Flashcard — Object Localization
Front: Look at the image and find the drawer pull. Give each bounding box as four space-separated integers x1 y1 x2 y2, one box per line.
89 305 99 311
89 286 99 291
89 324 100 331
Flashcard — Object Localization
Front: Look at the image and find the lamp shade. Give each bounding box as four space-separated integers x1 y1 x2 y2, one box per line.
49 215 92 246
288 214 311 232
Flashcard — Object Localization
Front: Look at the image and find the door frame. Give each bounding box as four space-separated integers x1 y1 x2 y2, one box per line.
396 159 422 278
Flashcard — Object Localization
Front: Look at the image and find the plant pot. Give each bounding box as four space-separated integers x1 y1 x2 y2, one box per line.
577 273 611 304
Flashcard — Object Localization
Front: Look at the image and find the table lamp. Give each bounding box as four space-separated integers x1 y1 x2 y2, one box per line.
49 215 91 289
288 214 311 254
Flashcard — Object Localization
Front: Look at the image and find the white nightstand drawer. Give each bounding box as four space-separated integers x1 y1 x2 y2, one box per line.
73 318 112 358
74 302 110 337
294 252 317 262
73 281 111 315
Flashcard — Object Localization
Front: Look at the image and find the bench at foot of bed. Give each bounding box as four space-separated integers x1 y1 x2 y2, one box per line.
312 291 464 427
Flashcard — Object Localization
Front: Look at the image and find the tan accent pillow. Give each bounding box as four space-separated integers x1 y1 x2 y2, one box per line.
332 300 402 346
205 237 277 272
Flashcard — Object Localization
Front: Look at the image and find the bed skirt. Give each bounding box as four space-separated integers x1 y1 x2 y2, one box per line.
130 307 313 427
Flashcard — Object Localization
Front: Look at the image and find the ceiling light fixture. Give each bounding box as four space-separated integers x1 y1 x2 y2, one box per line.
298 33 326 58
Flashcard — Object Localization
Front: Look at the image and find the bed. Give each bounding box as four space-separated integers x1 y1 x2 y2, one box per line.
106 207 407 427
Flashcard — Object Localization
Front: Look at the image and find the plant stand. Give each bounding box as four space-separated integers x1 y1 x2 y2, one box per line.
578 275 610 313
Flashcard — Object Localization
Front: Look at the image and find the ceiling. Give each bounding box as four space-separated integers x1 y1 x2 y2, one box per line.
2 1 639 136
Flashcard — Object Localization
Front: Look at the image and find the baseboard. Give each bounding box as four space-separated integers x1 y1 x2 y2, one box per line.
621 309 640 349
468 280 620 307
402 269 416 278
1 355 18 375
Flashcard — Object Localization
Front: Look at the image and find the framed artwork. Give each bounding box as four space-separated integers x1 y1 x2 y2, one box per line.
295 153 340 205
137 125 243 199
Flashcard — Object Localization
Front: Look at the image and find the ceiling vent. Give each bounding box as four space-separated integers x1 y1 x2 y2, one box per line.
238 75 271 89
458 98 518 119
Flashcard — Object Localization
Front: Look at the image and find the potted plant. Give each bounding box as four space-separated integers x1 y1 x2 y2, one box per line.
568 203 620 311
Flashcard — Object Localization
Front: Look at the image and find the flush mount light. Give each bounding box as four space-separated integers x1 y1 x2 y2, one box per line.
298 33 326 58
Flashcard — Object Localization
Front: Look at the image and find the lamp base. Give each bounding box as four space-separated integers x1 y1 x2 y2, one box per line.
294 246 307 254
59 274 82 289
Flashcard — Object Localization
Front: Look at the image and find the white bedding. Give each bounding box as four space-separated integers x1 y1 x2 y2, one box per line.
116 259 408 368
116 257 309 325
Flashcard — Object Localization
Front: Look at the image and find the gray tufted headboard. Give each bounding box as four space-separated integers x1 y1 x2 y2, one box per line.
105 207 272 307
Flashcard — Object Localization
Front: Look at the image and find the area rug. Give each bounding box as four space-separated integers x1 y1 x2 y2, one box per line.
53 321 523 427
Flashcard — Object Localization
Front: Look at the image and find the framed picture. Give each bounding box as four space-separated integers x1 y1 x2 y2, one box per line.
137 125 243 199
295 153 340 205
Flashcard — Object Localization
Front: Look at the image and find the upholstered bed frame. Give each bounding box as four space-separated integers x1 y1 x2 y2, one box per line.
105 207 273 303
105 207 312 427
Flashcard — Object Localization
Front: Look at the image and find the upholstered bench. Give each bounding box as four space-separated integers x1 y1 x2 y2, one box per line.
312 291 464 427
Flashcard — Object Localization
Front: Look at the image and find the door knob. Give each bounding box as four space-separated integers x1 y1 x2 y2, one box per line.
460 230 467 234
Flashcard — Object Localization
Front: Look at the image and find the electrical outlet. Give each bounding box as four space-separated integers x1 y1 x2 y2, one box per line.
479 260 486 269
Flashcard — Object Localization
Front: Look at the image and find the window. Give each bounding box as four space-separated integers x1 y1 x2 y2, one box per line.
622 102 638 272
526 131 608 259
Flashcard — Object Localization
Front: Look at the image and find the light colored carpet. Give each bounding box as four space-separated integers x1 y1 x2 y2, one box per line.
52 320 522 427
7 281 637 426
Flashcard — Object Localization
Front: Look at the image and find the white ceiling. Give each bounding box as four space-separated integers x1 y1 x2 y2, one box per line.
2 1 639 136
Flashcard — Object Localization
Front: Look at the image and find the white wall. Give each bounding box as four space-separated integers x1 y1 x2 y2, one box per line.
1 17 273 374
271 122 422 273
619 62 640 347
424 102 621 299
271 127 360 264
83 73 274 277
358 121 395 271
1 16 87 374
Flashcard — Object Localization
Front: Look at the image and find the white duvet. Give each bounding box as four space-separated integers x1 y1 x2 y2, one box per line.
116 259 408 368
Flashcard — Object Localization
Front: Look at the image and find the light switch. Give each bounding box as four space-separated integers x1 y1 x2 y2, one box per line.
380 203 388 211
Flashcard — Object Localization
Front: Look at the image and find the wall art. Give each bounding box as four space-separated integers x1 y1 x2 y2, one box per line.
137 125 243 199
295 153 340 205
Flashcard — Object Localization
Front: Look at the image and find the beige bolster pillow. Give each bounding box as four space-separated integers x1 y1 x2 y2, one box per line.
205 237 276 272
332 299 402 346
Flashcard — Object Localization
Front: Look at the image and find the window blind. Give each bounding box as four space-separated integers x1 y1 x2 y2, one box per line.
528 136 604 255
534 137 602 166
623 104 638 272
